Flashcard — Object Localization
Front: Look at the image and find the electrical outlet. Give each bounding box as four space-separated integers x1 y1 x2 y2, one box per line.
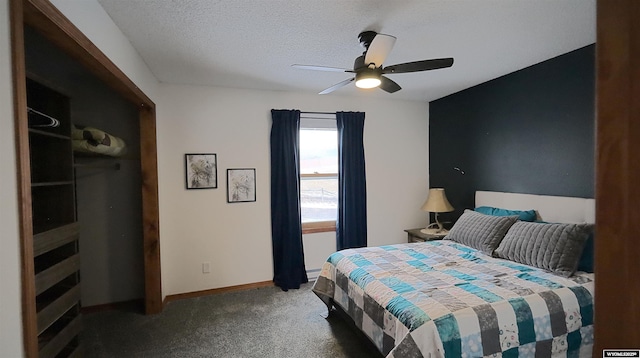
202 262 210 274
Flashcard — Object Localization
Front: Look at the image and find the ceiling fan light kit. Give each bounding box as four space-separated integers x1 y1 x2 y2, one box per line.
355 70 381 89
292 31 454 95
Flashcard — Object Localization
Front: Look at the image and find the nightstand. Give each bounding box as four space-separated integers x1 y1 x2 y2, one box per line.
404 228 448 243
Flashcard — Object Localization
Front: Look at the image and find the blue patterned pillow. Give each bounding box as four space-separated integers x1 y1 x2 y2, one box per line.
475 206 537 222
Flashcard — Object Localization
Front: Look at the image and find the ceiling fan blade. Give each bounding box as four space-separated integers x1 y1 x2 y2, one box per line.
383 58 454 74
319 77 355 94
292 64 351 73
364 33 396 68
379 76 402 93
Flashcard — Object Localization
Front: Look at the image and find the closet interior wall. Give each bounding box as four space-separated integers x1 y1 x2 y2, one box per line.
24 25 144 308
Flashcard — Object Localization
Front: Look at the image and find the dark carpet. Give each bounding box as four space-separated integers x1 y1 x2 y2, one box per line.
82 283 383 357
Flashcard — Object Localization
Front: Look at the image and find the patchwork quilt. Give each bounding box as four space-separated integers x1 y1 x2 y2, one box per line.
312 240 594 358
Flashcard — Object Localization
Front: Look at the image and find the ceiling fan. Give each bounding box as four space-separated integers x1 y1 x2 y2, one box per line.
292 31 454 95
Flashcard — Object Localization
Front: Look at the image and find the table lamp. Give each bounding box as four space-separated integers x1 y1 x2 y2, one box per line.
420 188 454 234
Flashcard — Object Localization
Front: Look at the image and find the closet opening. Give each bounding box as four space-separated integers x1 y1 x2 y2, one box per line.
11 0 162 356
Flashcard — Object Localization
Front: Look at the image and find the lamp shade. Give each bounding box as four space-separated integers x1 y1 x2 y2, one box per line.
421 188 454 213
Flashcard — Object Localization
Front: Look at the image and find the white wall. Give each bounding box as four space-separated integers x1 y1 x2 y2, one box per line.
157 84 430 295
0 0 25 356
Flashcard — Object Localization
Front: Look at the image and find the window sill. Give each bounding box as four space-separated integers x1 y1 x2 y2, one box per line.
302 221 336 234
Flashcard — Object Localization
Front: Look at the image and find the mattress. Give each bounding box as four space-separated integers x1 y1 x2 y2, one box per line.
312 240 594 357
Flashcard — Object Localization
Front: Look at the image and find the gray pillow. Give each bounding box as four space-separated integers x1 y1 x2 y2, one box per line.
495 221 592 277
445 210 518 255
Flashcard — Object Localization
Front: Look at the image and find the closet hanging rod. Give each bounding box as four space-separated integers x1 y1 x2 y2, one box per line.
27 107 61 128
74 162 121 170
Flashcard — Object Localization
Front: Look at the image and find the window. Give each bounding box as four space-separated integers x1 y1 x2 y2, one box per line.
300 114 338 233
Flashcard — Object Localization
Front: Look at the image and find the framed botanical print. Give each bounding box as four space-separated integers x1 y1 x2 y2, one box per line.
227 168 256 202
185 153 217 189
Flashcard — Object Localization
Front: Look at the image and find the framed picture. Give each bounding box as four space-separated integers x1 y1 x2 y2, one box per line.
185 153 217 189
227 168 256 203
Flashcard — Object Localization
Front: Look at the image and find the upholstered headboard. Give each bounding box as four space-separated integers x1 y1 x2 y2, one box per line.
475 191 595 224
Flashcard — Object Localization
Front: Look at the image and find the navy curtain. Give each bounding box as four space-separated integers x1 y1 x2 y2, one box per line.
270 109 308 291
336 112 367 250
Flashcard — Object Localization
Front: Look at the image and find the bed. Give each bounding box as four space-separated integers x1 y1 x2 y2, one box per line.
312 191 595 357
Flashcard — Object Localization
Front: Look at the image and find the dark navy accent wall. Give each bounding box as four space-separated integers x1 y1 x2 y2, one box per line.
429 45 595 223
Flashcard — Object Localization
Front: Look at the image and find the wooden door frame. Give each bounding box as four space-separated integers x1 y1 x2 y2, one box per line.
10 0 162 356
594 0 640 352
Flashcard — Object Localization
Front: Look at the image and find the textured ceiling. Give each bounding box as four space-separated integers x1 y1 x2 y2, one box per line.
96 0 595 102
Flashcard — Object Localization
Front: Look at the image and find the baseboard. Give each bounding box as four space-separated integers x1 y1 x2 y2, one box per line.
81 298 143 314
306 268 321 281
164 280 275 304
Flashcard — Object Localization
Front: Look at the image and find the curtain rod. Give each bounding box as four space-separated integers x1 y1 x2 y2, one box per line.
301 117 336 121
300 111 336 120
301 111 336 115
